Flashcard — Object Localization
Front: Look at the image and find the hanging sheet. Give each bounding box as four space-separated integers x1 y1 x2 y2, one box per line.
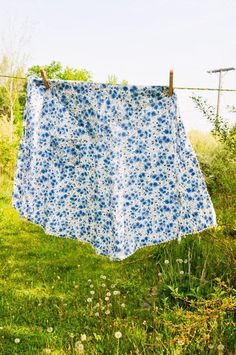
12 75 217 260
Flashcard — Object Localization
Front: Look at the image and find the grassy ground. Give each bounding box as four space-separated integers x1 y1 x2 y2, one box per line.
0 131 235 354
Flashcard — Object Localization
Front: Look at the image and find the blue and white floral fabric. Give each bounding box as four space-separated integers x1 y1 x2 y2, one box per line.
12 75 217 260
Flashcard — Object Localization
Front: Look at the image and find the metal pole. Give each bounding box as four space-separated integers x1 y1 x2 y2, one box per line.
207 67 235 118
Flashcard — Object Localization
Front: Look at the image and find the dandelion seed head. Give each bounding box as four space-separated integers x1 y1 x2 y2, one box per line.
90 290 95 295
121 303 126 308
217 344 224 351
47 327 53 333
87 297 92 303
115 331 122 339
80 334 86 342
14 338 20 344
164 259 169 264
113 290 120 295
179 270 184 275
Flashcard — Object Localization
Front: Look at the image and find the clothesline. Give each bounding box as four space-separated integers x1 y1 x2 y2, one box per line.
0 73 236 92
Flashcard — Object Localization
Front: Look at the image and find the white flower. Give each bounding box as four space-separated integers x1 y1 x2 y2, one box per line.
111 284 116 288
90 284 94 288
100 275 106 279
101 283 106 287
184 259 188 263
14 338 20 343
115 331 122 339
217 344 224 351
57 275 60 279
43 349 52 353
90 290 95 295
87 298 92 303
0 326 3 330
94 312 99 317
105 309 110 315
208 344 214 349
121 303 126 308
143 320 147 325
69 333 75 338
106 292 111 297
75 341 84 352
164 259 169 264
105 297 109 301
178 259 183 263
87 279 92 282
113 290 120 295
77 264 80 268
74 284 79 288
179 270 184 275
95 302 100 307
158 272 162 277
80 334 86 341
47 327 53 333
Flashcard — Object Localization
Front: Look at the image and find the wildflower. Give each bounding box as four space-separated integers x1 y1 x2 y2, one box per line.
74 284 79 288
14 338 20 343
90 284 94 288
87 298 92 303
75 341 84 353
47 327 53 333
111 284 116 288
0 326 3 330
113 290 120 295
143 320 147 325
87 279 91 282
184 259 188 263
43 349 52 354
77 264 80 268
178 259 183 263
95 302 100 307
158 272 162 276
57 275 60 279
121 303 126 308
100 275 106 279
90 290 95 295
105 309 110 315
177 339 185 345
105 297 109 301
69 333 75 338
80 334 86 341
179 270 184 275
115 331 122 339
208 344 214 349
106 292 111 297
164 259 169 264
101 283 106 287
94 312 99 317
217 344 224 351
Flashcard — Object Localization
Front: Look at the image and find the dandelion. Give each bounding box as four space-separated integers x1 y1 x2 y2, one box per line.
77 264 80 268
179 270 184 275
101 283 106 287
111 284 116 288
94 312 99 317
217 344 224 351
113 290 120 295
106 292 111 297
90 290 95 295
164 259 169 264
69 333 75 338
143 320 147 325
57 275 60 279
43 349 52 354
80 334 86 341
208 344 214 349
177 339 185 345
105 309 110 315
105 297 110 301
47 327 53 333
115 331 122 339
121 303 126 308
108 303 112 307
178 259 183 263
74 284 79 289
95 302 100 307
75 341 84 353
87 298 92 303
90 284 94 288
0 326 3 330
100 275 106 279
158 272 162 277
184 259 188 263
87 279 92 283
14 338 20 343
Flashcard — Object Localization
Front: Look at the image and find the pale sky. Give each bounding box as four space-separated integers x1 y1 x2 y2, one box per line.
0 0 236 132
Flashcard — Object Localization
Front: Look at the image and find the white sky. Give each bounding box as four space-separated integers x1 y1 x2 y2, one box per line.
0 0 236 132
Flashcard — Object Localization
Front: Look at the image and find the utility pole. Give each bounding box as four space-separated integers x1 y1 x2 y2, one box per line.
207 67 235 118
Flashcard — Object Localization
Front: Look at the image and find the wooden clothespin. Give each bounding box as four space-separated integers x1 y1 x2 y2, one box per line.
168 69 174 96
40 67 50 89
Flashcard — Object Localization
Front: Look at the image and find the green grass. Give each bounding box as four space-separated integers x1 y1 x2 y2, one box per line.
0 132 236 354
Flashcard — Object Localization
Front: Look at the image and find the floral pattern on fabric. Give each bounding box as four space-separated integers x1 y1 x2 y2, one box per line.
12 75 217 260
